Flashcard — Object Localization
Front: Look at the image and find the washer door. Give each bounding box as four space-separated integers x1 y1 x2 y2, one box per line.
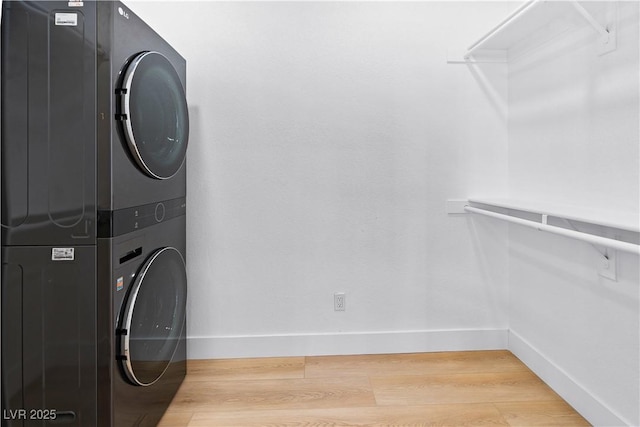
120 247 187 386
119 51 189 180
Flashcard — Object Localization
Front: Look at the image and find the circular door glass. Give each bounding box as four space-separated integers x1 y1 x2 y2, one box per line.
120 51 189 179
120 247 187 386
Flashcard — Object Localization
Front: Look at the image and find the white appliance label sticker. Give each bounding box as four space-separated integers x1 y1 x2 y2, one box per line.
55 13 78 26
52 248 75 261
68 1 84 6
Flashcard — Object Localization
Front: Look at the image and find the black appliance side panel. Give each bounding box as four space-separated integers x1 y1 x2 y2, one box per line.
1 261 23 427
1 1 97 246
96 1 114 214
1 246 97 427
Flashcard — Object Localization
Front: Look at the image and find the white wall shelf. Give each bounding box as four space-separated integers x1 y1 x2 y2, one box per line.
464 0 617 60
468 198 639 233
460 198 640 256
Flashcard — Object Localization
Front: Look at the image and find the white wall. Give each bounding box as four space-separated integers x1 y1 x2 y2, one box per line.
507 2 639 425
127 1 512 358
125 1 639 425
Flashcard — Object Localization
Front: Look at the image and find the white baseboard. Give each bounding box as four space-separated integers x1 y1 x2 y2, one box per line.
188 328 508 359
508 330 630 427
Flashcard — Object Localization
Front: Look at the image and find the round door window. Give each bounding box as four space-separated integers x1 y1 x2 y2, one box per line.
120 247 187 386
119 51 189 180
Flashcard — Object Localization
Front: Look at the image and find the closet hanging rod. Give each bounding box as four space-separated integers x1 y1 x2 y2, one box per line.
464 205 640 255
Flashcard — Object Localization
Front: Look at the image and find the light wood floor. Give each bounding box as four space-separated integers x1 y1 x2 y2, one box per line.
158 350 590 426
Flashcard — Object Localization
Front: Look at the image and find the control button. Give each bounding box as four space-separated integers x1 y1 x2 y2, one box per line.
155 203 166 223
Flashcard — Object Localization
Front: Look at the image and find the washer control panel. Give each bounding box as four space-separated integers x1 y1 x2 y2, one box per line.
98 197 186 237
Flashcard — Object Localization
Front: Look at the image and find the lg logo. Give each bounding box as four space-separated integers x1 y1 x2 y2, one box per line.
118 6 130 19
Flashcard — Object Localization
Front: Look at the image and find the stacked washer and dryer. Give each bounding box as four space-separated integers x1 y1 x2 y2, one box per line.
1 2 189 426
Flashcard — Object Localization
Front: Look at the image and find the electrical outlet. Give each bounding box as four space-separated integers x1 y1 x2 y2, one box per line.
334 293 345 311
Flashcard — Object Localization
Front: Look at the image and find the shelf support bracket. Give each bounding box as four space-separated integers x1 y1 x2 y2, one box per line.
570 1 611 44
560 218 606 258
600 247 618 281
561 218 619 281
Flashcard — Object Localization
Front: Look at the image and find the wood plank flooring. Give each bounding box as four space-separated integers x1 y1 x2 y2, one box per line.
159 350 590 426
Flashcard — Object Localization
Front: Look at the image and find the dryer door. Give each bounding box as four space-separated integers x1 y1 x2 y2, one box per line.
120 247 187 386
119 51 189 180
